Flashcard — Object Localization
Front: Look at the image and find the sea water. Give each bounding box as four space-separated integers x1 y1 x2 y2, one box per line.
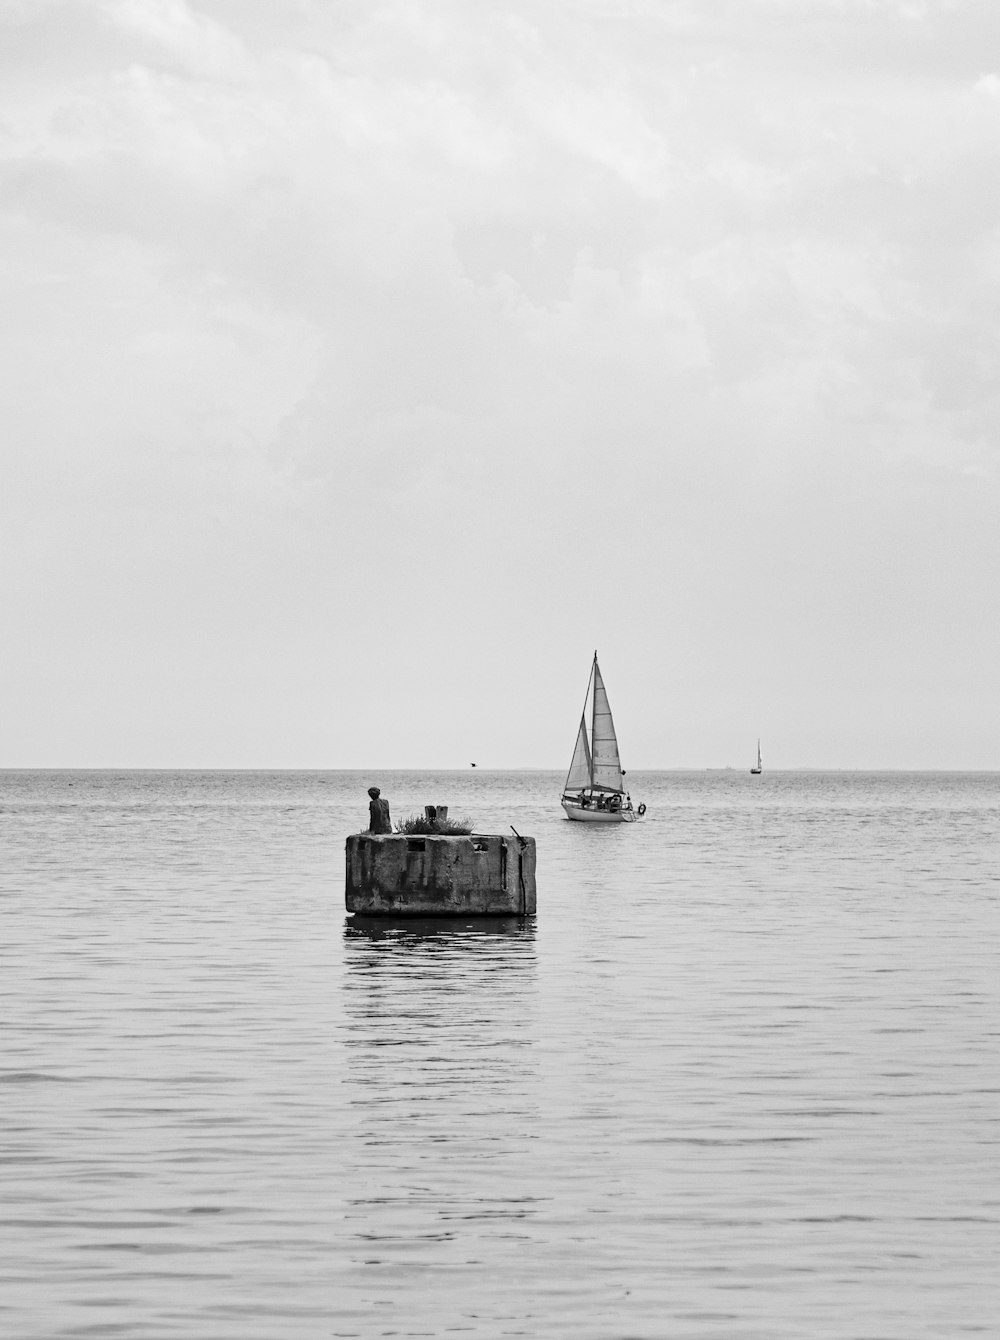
1 769 998 1338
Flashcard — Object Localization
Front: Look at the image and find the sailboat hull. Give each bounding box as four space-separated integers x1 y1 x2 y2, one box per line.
561 798 637 823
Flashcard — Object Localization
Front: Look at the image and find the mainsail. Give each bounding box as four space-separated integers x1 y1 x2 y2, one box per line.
564 714 592 791
590 659 624 790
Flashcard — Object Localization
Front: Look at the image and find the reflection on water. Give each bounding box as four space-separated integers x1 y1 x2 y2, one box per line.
339 912 541 1326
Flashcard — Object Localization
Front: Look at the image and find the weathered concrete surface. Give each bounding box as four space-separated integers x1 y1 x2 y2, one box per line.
345 833 536 916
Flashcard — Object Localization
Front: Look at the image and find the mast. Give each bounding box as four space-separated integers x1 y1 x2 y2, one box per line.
590 650 598 788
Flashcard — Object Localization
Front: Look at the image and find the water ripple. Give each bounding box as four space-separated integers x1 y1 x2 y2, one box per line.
1 769 998 1337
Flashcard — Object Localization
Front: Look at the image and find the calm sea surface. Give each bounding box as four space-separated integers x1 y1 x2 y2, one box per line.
2 769 998 1338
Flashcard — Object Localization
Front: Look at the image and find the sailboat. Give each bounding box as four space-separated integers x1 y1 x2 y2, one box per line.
560 652 643 823
750 740 762 775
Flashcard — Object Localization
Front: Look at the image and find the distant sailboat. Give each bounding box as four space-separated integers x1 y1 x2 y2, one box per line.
560 652 644 823
751 740 762 775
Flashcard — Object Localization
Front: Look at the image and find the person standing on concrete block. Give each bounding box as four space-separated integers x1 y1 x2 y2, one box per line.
367 786 392 834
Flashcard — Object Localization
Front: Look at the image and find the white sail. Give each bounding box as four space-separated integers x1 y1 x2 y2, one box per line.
561 651 641 822
590 659 624 791
564 714 592 792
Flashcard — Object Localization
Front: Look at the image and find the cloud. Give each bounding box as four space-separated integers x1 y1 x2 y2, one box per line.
973 71 1000 96
106 0 251 80
6 1 999 471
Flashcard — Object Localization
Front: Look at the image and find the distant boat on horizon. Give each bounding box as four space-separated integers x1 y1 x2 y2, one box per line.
751 739 762 775
560 652 644 823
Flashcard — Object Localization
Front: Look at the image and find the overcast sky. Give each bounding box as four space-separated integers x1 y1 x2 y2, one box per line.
2 0 998 768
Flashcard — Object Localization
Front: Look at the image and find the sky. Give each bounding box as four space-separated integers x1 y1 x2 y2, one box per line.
2 0 999 769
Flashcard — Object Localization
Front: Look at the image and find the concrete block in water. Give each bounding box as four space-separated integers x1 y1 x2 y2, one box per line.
345 833 536 917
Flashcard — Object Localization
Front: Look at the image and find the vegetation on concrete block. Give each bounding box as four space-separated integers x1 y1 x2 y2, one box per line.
393 814 475 835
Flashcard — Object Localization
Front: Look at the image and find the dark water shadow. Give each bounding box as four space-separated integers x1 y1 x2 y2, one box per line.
344 913 536 946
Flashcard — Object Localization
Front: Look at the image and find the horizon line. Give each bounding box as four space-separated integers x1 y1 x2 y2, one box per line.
2 765 998 775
